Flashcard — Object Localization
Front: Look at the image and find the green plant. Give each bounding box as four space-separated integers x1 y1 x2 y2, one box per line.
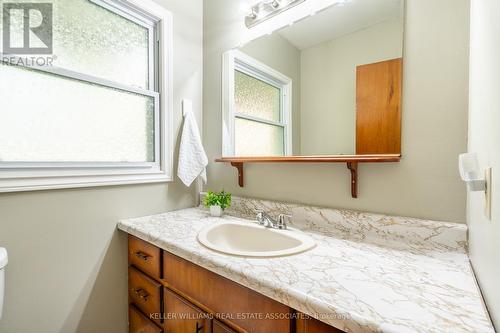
204 190 232 210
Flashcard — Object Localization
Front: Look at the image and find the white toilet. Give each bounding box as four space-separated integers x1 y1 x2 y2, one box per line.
0 248 7 320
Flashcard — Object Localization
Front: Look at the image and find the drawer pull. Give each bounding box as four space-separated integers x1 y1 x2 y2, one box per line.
135 251 151 261
196 322 203 332
134 288 150 301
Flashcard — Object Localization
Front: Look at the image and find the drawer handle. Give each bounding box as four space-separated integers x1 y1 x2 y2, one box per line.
134 251 151 261
134 288 150 301
196 322 203 333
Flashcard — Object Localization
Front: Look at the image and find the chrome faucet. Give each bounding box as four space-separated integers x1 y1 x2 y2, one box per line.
256 210 291 230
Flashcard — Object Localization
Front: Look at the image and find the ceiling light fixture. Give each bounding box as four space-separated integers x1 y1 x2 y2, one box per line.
269 0 281 9
245 0 305 28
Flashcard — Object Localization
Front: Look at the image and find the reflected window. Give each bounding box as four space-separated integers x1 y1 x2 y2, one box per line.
225 51 292 156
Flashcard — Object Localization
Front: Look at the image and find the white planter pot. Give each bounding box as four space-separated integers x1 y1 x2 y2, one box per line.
210 205 223 217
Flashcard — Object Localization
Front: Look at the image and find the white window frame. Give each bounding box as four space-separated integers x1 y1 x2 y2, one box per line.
0 0 173 192
222 50 292 157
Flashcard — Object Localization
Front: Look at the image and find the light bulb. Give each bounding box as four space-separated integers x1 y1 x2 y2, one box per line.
248 8 258 19
263 0 280 8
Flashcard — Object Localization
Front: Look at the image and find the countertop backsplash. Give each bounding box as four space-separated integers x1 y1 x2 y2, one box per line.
200 193 468 255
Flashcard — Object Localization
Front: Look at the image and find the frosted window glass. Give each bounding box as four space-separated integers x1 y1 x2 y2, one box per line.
235 70 280 122
235 118 284 156
52 0 149 89
0 65 154 162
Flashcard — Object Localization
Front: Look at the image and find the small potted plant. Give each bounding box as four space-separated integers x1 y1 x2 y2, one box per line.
204 190 231 217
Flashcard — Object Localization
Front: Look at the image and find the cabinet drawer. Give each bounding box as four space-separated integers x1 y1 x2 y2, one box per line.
129 267 162 325
129 305 163 333
129 235 162 279
163 251 291 333
164 288 211 333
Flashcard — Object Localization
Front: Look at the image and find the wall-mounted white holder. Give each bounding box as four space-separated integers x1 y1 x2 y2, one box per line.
459 153 486 191
0 248 7 320
459 153 492 219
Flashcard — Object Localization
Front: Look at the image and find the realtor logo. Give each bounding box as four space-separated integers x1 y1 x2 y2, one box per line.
2 3 53 54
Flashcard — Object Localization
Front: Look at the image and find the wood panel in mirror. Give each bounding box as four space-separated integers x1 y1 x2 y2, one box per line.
356 58 402 154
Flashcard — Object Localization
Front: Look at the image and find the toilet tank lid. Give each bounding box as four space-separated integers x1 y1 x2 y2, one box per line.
0 248 7 268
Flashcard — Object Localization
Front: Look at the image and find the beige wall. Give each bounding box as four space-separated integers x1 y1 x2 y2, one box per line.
301 19 403 155
203 0 469 223
0 0 203 332
468 0 500 327
240 34 302 155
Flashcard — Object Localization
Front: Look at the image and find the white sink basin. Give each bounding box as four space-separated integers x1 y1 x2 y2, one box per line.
197 221 316 257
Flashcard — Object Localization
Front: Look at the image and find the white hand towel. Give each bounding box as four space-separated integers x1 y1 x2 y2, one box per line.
178 99 208 187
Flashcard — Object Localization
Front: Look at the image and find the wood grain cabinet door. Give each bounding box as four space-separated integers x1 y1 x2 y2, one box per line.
163 251 291 333
212 320 238 333
129 305 163 333
356 58 402 155
164 288 211 333
296 315 345 333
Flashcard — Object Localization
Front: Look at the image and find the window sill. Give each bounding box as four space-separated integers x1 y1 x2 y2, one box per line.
0 172 172 193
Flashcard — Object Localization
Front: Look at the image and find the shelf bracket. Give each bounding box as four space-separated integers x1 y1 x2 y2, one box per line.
346 162 358 198
230 162 244 187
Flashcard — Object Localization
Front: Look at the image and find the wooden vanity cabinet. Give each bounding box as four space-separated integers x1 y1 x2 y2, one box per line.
127 235 345 333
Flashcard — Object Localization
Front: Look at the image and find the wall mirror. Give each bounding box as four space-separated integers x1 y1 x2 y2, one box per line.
221 0 404 158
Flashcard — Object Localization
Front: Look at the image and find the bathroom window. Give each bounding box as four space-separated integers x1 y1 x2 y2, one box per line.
222 51 292 156
0 0 173 192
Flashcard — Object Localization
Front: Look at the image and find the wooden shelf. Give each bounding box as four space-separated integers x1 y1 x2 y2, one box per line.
215 154 401 198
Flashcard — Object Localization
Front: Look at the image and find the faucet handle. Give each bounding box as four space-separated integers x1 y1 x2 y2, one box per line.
256 210 265 224
277 214 292 229
278 213 292 221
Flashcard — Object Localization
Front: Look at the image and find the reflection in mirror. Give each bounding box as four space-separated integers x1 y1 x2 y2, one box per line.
222 0 404 157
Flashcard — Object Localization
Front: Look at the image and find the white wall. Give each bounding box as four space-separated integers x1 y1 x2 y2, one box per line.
203 0 469 223
0 0 203 332
240 34 302 155
301 19 403 155
468 0 500 327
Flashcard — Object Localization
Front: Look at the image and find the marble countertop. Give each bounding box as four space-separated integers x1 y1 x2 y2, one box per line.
118 207 494 333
